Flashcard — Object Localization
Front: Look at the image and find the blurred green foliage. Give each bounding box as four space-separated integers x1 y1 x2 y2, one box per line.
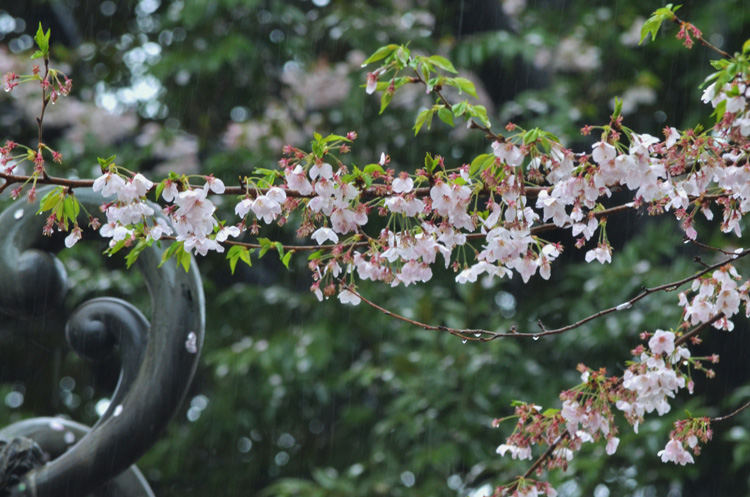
2 1 750 496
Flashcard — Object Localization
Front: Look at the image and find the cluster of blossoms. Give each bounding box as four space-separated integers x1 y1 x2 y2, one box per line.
491 264 743 488
491 328 709 493
678 264 750 331
89 167 244 257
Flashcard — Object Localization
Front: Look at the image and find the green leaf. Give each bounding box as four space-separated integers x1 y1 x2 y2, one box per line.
612 96 623 120
413 109 431 135
639 4 681 45
427 55 457 73
177 247 191 272
155 181 166 201
227 245 252 274
34 23 48 53
362 44 398 66
469 154 494 175
125 240 148 269
379 90 393 114
97 155 117 171
307 250 323 261
37 187 63 214
363 163 385 175
711 99 727 124
258 237 273 258
467 104 491 128
394 46 410 68
281 251 293 269
451 101 468 117
523 128 540 145
451 77 478 98
30 51 44 60
159 241 191 272
275 241 285 260
542 408 560 417
437 107 454 127
62 196 80 223
743 38 750 54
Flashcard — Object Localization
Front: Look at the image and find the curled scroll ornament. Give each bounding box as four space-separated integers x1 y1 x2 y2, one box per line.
0 187 205 497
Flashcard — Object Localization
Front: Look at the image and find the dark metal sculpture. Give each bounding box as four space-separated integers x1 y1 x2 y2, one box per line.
0 187 205 497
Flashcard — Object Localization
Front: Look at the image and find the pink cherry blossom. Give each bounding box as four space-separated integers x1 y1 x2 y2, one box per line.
658 439 694 465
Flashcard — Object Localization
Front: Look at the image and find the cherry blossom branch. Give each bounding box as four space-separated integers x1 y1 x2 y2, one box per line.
521 431 570 480
671 15 730 58
712 399 750 422
538 250 750 336
674 312 725 347
345 286 478 341
349 245 749 343
37 56 50 152
0 172 95 190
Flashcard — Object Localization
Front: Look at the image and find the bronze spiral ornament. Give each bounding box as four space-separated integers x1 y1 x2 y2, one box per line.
0 187 205 497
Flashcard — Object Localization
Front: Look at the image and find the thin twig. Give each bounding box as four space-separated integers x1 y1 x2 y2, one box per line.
712 399 750 422
539 250 750 336
672 16 731 58
522 432 569 480
674 313 725 347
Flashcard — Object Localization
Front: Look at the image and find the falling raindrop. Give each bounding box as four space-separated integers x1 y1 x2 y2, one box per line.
64 431 76 444
13 209 23 219
95 398 111 416
113 404 123 417
4 87 10 93
185 331 197 353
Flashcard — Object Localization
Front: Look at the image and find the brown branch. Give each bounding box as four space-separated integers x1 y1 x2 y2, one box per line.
712 399 750 422
349 246 750 342
522 432 569 480
672 16 731 58
674 312 725 347
539 250 750 336
0 172 95 189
